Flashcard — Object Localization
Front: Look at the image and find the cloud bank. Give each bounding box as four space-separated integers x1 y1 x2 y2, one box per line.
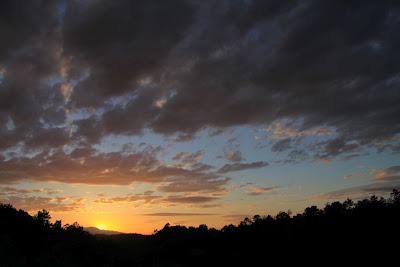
1 0 400 188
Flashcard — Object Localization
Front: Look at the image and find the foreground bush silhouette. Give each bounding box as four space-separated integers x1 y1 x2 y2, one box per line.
1 189 399 266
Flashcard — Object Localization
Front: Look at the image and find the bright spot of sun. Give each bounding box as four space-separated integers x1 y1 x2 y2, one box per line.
97 224 107 230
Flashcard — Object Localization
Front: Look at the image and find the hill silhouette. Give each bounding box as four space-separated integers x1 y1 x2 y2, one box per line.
83 227 124 236
1 189 399 266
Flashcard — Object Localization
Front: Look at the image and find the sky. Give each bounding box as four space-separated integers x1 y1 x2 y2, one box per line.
1 0 400 234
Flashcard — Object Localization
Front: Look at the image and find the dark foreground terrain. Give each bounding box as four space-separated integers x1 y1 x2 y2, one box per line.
1 190 399 266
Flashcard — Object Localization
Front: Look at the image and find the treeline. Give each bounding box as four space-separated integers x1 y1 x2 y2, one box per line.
1 190 399 266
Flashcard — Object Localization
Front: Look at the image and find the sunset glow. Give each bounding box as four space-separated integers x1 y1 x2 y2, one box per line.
96 224 107 231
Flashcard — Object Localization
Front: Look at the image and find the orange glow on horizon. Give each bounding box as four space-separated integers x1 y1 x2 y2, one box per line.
96 224 107 230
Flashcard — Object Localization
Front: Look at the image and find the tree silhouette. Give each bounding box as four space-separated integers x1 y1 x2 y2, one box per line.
33 209 51 227
1 189 399 266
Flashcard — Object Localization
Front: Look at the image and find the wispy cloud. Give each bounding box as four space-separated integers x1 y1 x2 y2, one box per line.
142 213 217 217
246 186 280 196
218 161 269 174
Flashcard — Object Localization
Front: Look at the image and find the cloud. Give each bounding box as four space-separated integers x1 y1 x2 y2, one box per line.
94 191 162 204
0 0 64 151
246 186 279 196
311 165 400 201
223 149 243 162
0 147 230 196
149 0 400 159
1 0 400 193
0 184 80 213
164 195 218 204
142 212 217 217
94 192 219 206
222 214 249 222
218 161 269 174
343 172 366 180
63 0 195 108
0 195 84 213
266 122 332 140
157 172 229 193
271 138 292 153
373 165 400 181
220 137 243 162
0 186 62 195
172 151 204 165
311 182 400 201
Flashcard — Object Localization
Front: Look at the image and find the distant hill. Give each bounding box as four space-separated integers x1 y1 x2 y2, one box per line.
84 226 124 235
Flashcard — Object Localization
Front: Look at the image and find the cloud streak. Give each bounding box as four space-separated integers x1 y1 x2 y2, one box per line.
142 213 217 217
246 186 279 196
311 166 400 201
218 161 269 174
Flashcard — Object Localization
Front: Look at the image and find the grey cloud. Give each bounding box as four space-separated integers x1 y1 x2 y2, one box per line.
0 186 62 195
24 127 69 149
1 0 400 177
172 150 204 165
150 0 400 158
271 138 292 153
0 195 83 212
143 212 217 217
94 192 220 206
0 0 64 152
376 165 400 177
95 193 162 204
312 165 400 200
223 149 243 162
164 195 218 204
63 0 195 107
70 147 96 159
158 176 230 193
373 165 400 183
377 175 400 183
312 182 400 201
218 161 269 174
0 147 230 194
65 0 400 160
246 186 279 196
220 137 243 162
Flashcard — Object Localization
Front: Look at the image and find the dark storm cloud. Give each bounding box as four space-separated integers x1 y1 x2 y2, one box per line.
1 0 400 187
24 127 69 149
63 0 195 107
60 0 400 159
0 0 65 151
149 0 400 158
